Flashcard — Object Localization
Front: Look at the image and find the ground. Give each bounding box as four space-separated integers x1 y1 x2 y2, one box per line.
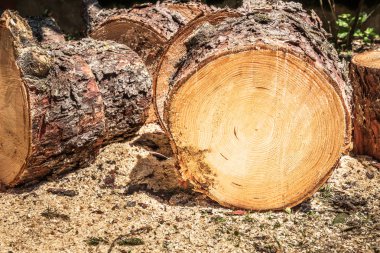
0 124 378 253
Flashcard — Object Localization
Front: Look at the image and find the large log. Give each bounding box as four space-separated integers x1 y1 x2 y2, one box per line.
84 0 213 122
159 2 352 210
350 50 380 159
0 10 151 186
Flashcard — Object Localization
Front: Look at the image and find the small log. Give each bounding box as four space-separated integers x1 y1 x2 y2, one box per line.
159 2 351 210
350 50 380 159
84 0 213 123
0 11 151 186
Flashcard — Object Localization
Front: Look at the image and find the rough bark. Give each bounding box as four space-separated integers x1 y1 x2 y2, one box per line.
351 50 380 159
28 17 152 144
164 1 351 142
85 0 213 72
159 1 352 210
84 1 214 123
0 10 151 186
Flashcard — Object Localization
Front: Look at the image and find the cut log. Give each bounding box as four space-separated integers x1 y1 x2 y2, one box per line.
160 2 352 210
0 11 151 186
154 10 242 132
85 0 212 72
350 50 380 159
84 0 213 122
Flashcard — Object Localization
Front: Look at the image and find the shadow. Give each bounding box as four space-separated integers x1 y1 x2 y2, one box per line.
127 131 221 208
27 16 65 42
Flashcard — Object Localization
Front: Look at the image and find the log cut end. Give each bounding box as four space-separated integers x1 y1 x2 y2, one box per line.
352 50 380 69
0 12 30 185
88 2 211 71
90 17 167 69
168 49 347 210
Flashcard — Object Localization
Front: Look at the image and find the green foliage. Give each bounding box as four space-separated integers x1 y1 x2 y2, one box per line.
336 12 379 49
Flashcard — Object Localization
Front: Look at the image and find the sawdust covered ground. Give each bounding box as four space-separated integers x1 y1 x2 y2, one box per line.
0 124 378 253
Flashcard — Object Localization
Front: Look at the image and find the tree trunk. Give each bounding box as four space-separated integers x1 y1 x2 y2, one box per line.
0 10 151 186
159 2 352 210
351 50 380 159
84 0 213 123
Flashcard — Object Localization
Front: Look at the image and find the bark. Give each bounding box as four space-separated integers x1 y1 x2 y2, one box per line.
163 1 351 144
351 50 380 159
28 17 152 144
85 0 214 72
0 10 151 186
84 1 214 123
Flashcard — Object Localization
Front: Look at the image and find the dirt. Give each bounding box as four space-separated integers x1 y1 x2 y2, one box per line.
0 123 378 253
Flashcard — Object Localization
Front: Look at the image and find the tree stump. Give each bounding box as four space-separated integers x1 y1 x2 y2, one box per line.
0 11 151 186
84 0 213 122
351 50 380 159
158 2 352 210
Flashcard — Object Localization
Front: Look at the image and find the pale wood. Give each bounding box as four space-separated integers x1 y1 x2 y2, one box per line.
0 23 30 184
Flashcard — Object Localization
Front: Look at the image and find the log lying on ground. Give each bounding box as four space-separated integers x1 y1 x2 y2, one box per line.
84 0 213 122
0 10 151 186
350 50 380 159
160 2 352 210
154 10 242 132
84 0 212 72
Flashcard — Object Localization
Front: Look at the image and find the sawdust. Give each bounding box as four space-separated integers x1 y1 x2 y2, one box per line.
0 123 378 253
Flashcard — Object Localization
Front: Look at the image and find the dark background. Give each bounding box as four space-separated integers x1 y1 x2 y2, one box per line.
0 0 379 37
